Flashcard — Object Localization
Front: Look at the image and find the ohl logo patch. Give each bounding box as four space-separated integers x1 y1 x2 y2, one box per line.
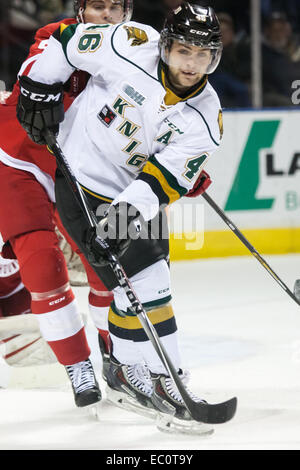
98 105 117 127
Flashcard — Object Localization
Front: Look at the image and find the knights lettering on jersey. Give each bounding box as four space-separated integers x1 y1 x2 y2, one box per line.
112 96 134 117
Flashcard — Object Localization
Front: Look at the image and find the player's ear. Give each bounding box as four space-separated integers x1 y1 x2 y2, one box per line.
165 40 173 60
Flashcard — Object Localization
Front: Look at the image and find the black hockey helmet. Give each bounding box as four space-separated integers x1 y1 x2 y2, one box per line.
73 0 133 23
160 2 223 74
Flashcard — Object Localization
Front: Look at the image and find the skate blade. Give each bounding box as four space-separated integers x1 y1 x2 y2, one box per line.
106 386 157 420
156 412 214 436
77 401 103 420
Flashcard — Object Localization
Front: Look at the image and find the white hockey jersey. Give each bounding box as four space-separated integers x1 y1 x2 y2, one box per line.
27 21 223 220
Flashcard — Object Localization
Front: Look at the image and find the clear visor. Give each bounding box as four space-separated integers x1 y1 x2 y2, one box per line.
160 38 222 75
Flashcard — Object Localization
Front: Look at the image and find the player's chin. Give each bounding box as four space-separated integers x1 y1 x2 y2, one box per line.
179 72 201 87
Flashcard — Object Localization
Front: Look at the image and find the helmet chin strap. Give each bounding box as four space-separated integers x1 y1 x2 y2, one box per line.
77 6 85 23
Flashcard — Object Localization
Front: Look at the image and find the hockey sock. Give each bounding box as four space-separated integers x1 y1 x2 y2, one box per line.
137 304 181 374
98 329 111 354
88 287 113 354
55 219 114 355
109 302 181 373
108 304 144 365
10 231 91 365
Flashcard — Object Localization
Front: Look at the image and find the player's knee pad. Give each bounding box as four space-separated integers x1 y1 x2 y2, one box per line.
11 230 69 293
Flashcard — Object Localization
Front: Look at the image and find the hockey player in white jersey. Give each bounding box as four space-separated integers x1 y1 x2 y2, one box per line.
17 3 224 433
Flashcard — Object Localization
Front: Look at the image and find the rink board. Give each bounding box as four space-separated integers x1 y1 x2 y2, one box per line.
169 108 300 260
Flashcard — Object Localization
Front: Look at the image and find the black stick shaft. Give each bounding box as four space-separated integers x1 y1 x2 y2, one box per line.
44 130 206 421
202 192 300 306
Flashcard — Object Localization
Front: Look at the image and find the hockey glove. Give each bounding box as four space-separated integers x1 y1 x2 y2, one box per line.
85 202 144 267
185 170 212 198
17 75 64 145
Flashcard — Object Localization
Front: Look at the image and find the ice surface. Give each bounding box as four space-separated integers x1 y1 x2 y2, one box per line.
1 254 300 450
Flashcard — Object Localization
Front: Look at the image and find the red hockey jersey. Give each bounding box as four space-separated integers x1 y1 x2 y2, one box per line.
0 18 89 197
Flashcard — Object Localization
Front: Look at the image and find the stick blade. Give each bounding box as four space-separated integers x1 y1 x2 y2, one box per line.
188 396 238 424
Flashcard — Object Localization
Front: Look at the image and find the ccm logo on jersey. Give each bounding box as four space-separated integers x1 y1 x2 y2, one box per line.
49 296 66 306
20 87 61 102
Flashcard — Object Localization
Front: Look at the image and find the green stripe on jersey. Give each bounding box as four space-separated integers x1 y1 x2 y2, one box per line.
148 155 188 197
60 23 80 66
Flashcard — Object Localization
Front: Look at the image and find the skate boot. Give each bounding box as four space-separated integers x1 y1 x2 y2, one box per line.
105 356 156 419
151 370 214 436
65 358 102 408
98 333 111 382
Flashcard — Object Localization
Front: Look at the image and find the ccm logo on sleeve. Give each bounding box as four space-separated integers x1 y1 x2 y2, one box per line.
20 87 61 102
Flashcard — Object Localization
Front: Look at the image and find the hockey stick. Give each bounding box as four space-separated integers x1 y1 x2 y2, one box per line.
44 129 237 424
202 192 300 307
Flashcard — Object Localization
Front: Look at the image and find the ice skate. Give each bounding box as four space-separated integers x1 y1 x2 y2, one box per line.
105 356 156 419
65 358 101 408
151 370 214 436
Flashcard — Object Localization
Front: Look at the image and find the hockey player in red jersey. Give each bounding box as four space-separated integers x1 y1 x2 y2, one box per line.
0 0 133 407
